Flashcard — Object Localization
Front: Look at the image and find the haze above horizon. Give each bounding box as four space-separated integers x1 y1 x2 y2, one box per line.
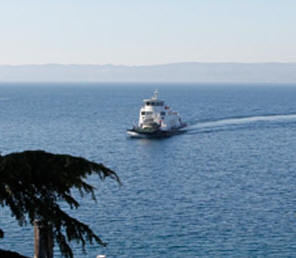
1 0 295 66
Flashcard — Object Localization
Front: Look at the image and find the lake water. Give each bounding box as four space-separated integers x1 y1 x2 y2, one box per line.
1 83 296 257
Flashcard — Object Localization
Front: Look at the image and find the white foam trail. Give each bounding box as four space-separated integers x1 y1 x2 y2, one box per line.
0 97 11 101
189 114 296 130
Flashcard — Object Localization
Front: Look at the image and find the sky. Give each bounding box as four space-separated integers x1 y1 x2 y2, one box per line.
0 0 296 65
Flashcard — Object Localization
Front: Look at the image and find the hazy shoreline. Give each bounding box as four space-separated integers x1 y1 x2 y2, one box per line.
0 62 296 83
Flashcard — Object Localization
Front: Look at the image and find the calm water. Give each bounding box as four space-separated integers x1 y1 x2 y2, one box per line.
1 83 296 257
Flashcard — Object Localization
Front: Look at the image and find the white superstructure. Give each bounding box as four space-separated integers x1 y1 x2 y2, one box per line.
127 91 186 137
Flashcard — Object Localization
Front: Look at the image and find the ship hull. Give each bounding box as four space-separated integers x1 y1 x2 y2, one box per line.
126 126 186 138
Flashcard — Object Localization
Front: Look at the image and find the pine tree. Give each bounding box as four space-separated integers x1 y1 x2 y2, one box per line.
0 150 121 258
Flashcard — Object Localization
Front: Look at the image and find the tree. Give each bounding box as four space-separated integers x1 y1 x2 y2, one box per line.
0 150 121 258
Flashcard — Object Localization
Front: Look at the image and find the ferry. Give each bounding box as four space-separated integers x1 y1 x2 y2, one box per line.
127 91 186 138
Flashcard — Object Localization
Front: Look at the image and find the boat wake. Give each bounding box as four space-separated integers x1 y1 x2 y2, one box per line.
186 113 296 134
0 97 11 101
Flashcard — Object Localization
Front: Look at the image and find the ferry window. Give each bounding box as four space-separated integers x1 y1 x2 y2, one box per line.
161 112 165 116
141 112 145 115
151 102 155 106
146 102 150 106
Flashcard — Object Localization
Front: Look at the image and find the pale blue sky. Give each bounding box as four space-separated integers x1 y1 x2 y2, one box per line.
1 0 295 65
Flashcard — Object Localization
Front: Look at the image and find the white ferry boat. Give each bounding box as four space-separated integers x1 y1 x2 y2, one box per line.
127 91 187 138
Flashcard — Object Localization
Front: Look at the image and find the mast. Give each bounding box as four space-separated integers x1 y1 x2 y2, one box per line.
152 90 158 100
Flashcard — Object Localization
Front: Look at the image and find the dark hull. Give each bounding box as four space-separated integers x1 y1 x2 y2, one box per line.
126 127 185 138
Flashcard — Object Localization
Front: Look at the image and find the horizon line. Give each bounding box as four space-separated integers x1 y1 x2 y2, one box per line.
1 61 296 67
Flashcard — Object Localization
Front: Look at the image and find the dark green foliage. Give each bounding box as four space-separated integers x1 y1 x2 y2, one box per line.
0 249 29 258
0 150 121 258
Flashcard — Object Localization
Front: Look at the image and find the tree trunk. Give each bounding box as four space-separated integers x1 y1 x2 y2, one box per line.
34 220 53 258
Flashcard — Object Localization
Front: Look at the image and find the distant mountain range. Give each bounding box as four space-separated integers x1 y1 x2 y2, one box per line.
0 62 296 83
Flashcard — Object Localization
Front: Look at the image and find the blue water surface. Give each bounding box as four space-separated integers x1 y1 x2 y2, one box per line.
1 83 296 257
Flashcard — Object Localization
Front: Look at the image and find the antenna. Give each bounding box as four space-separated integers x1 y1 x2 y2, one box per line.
153 90 158 99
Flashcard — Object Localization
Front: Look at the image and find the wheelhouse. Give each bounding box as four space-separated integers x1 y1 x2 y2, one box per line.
144 100 164 107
